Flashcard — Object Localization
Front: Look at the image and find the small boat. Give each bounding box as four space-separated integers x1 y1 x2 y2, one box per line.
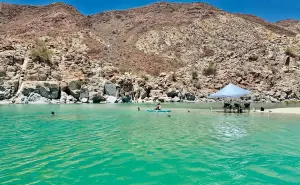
146 109 172 113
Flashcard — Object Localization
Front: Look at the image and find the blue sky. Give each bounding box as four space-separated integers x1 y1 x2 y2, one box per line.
4 0 300 22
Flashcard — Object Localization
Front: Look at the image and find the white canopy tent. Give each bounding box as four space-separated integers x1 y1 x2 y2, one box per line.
209 83 251 98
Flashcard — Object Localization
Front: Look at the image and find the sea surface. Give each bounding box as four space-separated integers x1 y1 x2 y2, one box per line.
0 104 300 185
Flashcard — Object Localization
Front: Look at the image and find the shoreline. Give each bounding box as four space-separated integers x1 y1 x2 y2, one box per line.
266 107 300 115
1 100 300 115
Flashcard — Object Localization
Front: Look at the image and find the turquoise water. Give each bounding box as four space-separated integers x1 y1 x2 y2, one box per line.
1 104 300 185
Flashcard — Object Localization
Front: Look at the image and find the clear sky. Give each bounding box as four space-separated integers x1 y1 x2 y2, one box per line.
3 0 300 22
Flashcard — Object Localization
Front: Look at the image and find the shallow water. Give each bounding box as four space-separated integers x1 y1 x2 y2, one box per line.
0 104 300 185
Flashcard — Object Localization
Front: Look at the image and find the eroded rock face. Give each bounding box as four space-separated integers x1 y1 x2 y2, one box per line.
20 81 60 99
104 82 118 97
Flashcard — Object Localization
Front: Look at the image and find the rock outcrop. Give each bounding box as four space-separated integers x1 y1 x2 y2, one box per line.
1 2 300 104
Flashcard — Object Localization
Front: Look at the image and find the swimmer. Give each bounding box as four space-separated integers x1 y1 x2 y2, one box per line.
188 110 190 113
51 111 55 115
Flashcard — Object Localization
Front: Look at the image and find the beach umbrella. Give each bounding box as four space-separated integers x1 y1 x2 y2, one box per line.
209 83 251 98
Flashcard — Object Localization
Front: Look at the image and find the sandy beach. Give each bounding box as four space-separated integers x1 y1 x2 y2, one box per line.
268 107 300 115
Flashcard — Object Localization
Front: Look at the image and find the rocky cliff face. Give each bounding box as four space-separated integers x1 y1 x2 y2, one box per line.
1 2 300 104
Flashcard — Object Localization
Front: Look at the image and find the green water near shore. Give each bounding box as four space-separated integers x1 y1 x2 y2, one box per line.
1 104 300 185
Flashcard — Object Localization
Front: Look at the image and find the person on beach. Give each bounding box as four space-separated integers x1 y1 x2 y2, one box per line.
137 107 140 111
154 103 161 110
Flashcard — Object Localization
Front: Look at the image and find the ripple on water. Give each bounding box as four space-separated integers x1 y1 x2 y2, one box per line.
0 106 300 185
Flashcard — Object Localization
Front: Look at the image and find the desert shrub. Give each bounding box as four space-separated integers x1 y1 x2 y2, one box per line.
202 63 217 76
171 72 177 82
195 81 201 89
192 71 198 80
30 39 53 63
141 74 149 81
202 46 215 57
285 47 296 58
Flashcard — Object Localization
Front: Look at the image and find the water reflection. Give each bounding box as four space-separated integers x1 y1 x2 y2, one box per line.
212 114 250 142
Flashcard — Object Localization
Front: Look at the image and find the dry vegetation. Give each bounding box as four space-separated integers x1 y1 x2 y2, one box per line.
202 63 217 76
30 39 53 63
285 47 297 58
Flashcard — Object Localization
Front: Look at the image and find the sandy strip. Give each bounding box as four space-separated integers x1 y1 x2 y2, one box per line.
268 107 300 114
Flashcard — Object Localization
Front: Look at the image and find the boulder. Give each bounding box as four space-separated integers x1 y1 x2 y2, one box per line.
269 96 280 103
133 85 141 100
0 86 12 100
21 83 35 96
19 81 60 100
104 82 118 96
159 72 167 77
67 80 82 99
79 88 89 103
27 93 49 104
6 80 19 94
66 95 76 104
140 87 150 99
106 96 117 103
60 91 68 104
166 90 179 98
123 95 132 103
28 93 42 102
90 92 106 103
71 90 81 99
69 80 82 90
171 96 181 102
36 81 60 99
80 98 89 103
60 81 68 92
184 93 196 101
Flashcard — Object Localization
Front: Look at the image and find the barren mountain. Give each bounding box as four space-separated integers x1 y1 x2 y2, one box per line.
276 19 300 34
1 2 300 104
0 2 90 37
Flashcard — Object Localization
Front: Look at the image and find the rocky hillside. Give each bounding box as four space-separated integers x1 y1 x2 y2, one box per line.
1 2 300 104
276 19 300 34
